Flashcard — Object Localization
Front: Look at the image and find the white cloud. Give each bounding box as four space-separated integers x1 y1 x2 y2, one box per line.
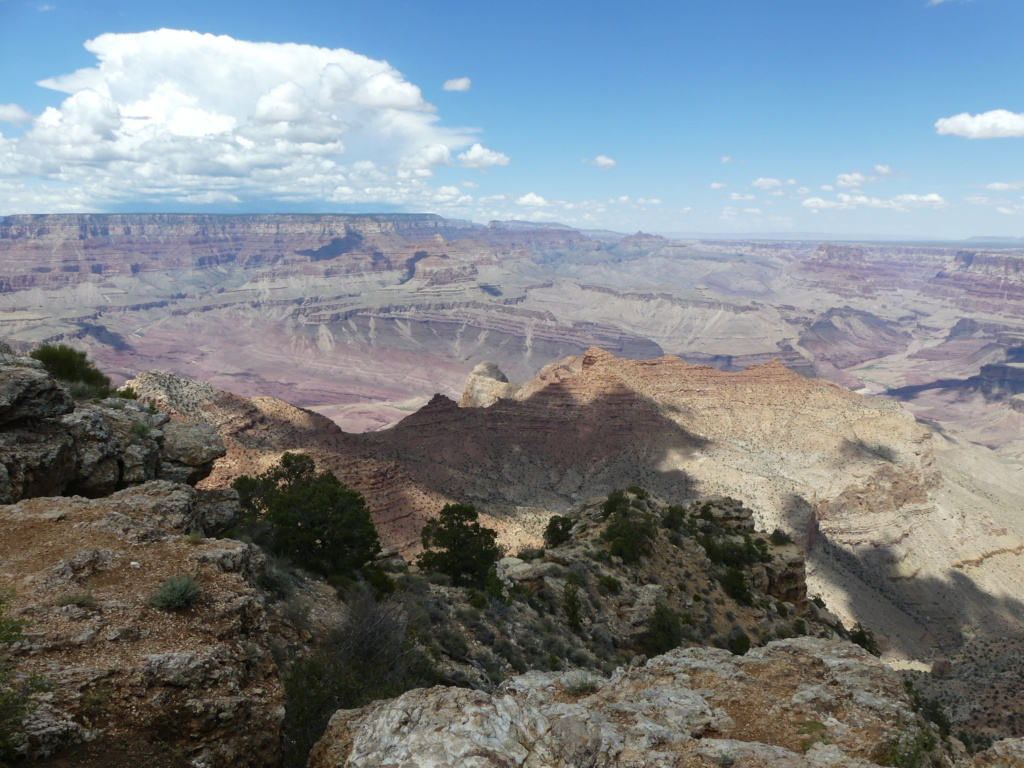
927 0 975 5
750 177 794 190
720 155 732 163
796 187 810 195
583 154 616 169
515 192 547 206
743 208 762 214
457 143 509 168
710 182 727 189
935 109 1024 139
729 192 755 201
836 172 867 188
0 29 509 212
873 164 893 176
442 77 471 92
821 184 834 191
986 181 1024 191
802 192 947 212
0 104 33 123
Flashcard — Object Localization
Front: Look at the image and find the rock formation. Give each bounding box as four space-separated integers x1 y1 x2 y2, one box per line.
308 637 954 768
0 358 225 503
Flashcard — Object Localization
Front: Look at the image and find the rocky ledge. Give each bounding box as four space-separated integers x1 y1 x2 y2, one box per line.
309 636 954 768
0 358 225 502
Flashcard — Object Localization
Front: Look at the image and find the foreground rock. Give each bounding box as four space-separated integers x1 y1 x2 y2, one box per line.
0 360 226 502
309 637 954 768
0 481 282 766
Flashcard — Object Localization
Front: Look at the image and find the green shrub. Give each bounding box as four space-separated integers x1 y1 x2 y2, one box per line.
57 591 96 609
769 528 793 546
849 622 881 657
233 453 381 580
563 673 600 696
792 619 807 635
149 576 202 611
728 632 751 655
599 489 630 521
601 503 657 564
662 504 686 531
30 343 110 397
719 567 753 606
625 485 649 499
639 603 684 657
562 582 583 632
417 503 501 589
130 422 151 438
598 575 621 594
114 386 139 399
543 516 574 547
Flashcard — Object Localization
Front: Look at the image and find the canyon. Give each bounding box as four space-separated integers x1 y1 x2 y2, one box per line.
3 213 1024 451
5 213 1024 763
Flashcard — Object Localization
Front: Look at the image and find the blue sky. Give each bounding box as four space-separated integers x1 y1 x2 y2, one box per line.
0 0 1022 238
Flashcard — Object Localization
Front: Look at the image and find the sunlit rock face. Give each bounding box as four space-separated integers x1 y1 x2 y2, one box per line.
309 637 953 768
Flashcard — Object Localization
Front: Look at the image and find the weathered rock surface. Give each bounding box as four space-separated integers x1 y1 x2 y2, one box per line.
0 364 225 501
0 480 282 766
0 359 74 425
309 637 951 768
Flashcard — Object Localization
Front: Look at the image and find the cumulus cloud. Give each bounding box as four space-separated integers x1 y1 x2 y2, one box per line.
0 104 33 123
710 182 727 189
720 155 732 163
583 154 616 169
442 77 471 92
0 29 509 212
874 164 893 176
457 143 510 168
515 192 547 206
802 192 947 212
729 192 755 201
935 109 1024 138
986 181 1024 191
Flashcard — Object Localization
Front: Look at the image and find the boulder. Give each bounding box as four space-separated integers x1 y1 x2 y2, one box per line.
0 362 74 426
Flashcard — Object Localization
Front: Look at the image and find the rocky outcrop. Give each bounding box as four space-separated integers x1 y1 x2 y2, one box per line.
0 359 73 425
0 363 225 502
0 480 282 766
309 637 952 768
459 360 519 407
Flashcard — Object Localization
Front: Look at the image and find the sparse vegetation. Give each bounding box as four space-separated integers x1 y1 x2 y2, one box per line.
233 452 381 581
281 587 438 768
30 343 111 398
148 576 202 611
543 515 573 547
563 673 600 696
57 590 96 609
849 622 881 657
1 590 49 761
417 503 502 590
